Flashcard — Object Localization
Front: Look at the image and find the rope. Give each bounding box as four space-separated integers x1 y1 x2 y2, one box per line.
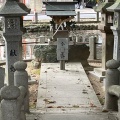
52 16 74 38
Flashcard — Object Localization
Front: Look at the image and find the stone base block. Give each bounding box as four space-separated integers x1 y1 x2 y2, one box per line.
94 68 106 76
89 71 105 82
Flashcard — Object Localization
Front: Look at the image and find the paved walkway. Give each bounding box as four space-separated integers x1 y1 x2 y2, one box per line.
26 63 118 120
0 62 117 120
37 63 101 112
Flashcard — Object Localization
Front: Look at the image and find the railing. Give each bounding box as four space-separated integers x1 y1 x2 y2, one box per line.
76 11 100 23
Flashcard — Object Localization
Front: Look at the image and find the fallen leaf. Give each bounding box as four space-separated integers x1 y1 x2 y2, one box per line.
43 99 56 104
102 108 108 112
41 87 46 89
47 106 54 108
46 100 56 104
82 91 88 94
90 103 97 107
43 99 48 102
73 105 79 108
82 89 88 94
96 93 100 95
57 106 64 108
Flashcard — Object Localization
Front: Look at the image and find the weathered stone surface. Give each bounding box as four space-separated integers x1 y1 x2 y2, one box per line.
106 59 120 69
0 67 5 89
68 44 90 66
1 85 20 100
14 61 27 70
104 59 120 111
14 61 29 113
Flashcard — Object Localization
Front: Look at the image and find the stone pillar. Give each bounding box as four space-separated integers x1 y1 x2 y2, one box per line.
96 12 99 22
101 33 114 70
0 67 5 89
57 38 69 70
34 12 38 24
0 0 28 85
88 36 96 60
91 0 114 80
54 30 69 70
14 61 29 113
1 85 21 120
104 59 120 111
4 17 23 85
17 86 27 120
77 11 80 22
112 30 120 61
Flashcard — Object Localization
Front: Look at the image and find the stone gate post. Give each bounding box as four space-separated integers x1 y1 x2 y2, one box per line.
0 0 28 85
104 59 120 111
1 85 21 120
14 61 29 113
92 0 114 80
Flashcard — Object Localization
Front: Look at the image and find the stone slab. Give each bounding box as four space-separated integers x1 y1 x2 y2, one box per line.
37 63 101 112
89 71 105 82
26 112 118 120
94 68 106 76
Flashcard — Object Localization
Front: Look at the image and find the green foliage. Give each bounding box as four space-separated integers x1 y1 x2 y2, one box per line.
33 45 57 63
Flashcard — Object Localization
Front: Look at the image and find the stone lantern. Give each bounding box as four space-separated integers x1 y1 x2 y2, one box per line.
43 1 76 70
107 0 120 61
0 0 28 85
91 0 114 80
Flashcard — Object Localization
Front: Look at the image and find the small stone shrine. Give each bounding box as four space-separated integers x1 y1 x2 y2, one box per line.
43 1 90 69
43 1 77 70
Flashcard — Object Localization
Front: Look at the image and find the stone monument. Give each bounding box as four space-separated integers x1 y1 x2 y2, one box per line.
107 0 120 61
0 0 29 85
91 0 114 80
43 1 76 70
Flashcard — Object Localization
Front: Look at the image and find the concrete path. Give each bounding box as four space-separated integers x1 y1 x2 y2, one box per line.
36 63 101 112
26 63 117 120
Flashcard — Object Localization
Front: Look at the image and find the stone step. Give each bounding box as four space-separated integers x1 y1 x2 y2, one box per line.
26 112 118 120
